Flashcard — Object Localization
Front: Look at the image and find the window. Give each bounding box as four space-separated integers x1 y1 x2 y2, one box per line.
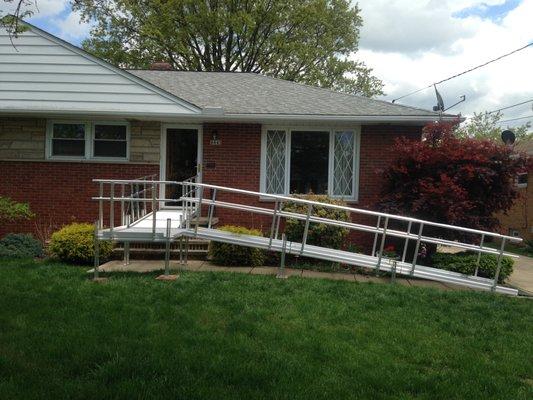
516 172 528 188
93 124 128 158
509 229 520 238
261 127 359 199
290 131 329 194
47 121 129 160
51 123 86 157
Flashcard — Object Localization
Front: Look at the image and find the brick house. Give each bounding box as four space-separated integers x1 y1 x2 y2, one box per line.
497 140 533 242
0 21 457 243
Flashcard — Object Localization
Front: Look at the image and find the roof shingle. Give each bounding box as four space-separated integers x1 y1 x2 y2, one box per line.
128 70 449 117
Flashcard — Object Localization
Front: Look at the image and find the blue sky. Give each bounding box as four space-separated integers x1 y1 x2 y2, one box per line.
5 0 533 126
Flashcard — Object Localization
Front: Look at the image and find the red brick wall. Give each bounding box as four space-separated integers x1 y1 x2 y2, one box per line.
202 123 422 248
0 161 158 239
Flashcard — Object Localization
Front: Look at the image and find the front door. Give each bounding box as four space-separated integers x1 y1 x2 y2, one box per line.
166 128 199 204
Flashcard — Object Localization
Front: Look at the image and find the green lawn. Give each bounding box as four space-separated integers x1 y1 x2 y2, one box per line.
0 259 532 400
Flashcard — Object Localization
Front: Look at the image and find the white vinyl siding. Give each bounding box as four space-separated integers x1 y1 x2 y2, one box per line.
0 27 198 116
260 127 360 200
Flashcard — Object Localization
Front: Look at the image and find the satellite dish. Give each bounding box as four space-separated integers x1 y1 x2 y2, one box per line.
501 130 516 145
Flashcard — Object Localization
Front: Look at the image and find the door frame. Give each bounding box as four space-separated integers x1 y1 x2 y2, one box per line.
160 123 203 203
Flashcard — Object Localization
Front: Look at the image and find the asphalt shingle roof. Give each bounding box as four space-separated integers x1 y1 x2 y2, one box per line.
128 70 447 117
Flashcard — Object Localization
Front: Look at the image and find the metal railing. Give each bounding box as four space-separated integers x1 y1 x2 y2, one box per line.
92 178 522 293
177 181 521 290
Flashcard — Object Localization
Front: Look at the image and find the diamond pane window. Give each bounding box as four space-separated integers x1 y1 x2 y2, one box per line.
333 131 355 197
265 130 286 194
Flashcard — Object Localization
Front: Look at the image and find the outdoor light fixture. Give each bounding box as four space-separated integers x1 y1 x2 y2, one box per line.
210 130 221 145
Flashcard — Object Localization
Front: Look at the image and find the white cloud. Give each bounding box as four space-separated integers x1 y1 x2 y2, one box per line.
356 0 533 127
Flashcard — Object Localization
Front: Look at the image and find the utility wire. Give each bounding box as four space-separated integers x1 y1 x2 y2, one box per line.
391 42 533 103
487 99 533 114
497 114 533 124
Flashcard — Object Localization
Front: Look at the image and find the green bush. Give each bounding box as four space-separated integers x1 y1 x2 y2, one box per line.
0 233 42 259
283 195 349 249
209 225 266 267
49 223 113 264
432 252 514 283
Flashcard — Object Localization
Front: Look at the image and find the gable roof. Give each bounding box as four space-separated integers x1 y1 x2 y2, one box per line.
0 21 200 117
128 70 455 120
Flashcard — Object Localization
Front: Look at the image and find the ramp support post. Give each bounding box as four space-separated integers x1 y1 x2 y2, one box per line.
207 189 217 229
391 259 397 283
164 218 171 275
269 200 279 248
300 205 313 254
492 238 506 291
371 216 381 257
195 186 203 236
410 223 424 275
277 233 288 279
375 217 389 275
401 221 412 263
123 242 130 266
275 201 283 239
93 220 100 279
151 183 157 238
475 234 485 276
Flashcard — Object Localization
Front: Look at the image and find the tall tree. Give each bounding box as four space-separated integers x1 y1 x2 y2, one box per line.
456 111 532 142
73 0 384 97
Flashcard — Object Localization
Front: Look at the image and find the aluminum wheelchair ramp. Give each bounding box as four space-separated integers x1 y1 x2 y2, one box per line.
92 177 522 296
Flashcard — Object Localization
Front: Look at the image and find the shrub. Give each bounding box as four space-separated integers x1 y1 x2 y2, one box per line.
283 194 349 250
0 197 34 222
0 233 42 259
209 225 266 267
49 223 113 264
432 252 513 283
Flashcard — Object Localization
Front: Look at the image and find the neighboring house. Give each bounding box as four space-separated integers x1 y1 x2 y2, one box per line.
0 21 457 244
497 140 533 242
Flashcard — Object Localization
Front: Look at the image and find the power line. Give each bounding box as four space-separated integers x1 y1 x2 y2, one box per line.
497 114 533 124
391 42 533 103
487 99 533 114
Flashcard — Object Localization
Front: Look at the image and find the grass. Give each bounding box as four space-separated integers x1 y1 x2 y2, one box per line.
0 258 532 400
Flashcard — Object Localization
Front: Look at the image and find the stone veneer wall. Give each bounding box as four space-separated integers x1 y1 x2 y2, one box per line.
0 117 161 164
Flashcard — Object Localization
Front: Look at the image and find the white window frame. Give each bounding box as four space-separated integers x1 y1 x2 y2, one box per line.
46 120 130 161
260 126 361 201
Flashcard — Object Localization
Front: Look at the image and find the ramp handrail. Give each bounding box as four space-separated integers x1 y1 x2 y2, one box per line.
92 178 522 292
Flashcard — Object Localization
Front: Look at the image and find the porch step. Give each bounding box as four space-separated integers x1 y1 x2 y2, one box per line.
187 217 219 227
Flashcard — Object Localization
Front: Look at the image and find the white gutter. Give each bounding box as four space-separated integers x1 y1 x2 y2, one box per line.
0 108 462 124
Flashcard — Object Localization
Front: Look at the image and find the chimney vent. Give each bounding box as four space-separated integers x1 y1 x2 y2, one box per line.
149 62 173 71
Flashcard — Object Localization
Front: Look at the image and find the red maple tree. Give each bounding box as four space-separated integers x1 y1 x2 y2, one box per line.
379 121 530 241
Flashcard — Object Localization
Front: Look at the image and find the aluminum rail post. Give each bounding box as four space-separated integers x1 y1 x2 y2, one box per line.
93 220 100 279
143 181 147 217
269 200 279 248
372 216 382 257
120 184 125 225
207 188 217 229
475 234 485 276
300 204 313 254
401 221 413 263
410 223 424 275
275 201 283 239
374 217 389 275
164 218 171 276
277 233 288 279
391 259 397 283
152 183 157 237
123 241 130 266
109 182 115 234
195 186 203 236
98 182 103 229
492 238 506 291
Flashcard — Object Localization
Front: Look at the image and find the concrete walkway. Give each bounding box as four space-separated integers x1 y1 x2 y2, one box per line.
508 255 533 295
92 259 482 292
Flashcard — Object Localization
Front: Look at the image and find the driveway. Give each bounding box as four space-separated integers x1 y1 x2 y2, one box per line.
508 255 533 295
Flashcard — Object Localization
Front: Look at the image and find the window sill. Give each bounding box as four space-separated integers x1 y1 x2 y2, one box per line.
259 195 359 204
